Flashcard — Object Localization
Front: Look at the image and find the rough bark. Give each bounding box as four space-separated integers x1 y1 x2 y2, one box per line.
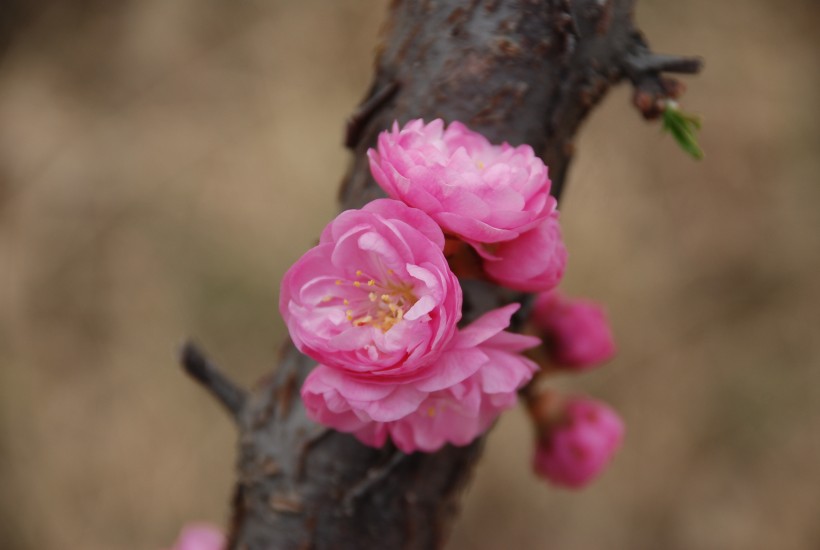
181 1 701 548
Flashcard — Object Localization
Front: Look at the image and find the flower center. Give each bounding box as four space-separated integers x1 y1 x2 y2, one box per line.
326 268 417 332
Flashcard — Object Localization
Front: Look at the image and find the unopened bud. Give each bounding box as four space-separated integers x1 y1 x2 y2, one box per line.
531 291 616 370
532 396 624 489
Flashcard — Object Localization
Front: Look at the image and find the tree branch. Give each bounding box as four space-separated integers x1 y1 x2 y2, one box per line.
181 1 701 547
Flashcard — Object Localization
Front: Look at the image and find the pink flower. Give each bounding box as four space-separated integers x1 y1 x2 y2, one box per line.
482 209 567 292
368 119 553 247
531 291 616 368
280 199 461 382
166 523 225 550
532 397 624 488
302 304 540 452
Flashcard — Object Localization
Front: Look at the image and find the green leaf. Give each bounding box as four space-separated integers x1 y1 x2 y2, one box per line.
662 102 704 160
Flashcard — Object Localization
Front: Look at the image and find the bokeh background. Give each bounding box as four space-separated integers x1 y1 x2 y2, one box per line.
2 1 819 549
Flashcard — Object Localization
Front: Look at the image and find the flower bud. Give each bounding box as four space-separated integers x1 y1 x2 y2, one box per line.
531 396 624 488
167 523 224 550
531 291 615 369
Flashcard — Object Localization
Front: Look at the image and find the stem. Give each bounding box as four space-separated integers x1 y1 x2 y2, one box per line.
179 341 246 420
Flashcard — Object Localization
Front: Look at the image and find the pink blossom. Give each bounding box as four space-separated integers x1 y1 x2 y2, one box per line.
302 304 540 452
166 523 225 550
533 397 624 488
531 291 616 368
280 199 461 382
482 208 567 292
368 119 553 247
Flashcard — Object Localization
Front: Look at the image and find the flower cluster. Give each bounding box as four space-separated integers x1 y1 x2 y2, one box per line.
280 118 621 482
281 198 539 452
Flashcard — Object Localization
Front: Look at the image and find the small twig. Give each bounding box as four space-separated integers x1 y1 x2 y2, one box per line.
624 52 703 76
342 449 408 515
180 340 247 419
622 38 704 120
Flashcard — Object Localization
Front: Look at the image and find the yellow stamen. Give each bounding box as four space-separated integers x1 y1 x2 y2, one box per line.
353 315 373 326
353 281 361 287
335 280 343 285
356 270 363 276
321 296 332 302
367 279 376 286
369 292 377 302
343 299 349 305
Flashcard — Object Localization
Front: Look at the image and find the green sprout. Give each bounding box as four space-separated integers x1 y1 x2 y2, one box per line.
661 100 704 160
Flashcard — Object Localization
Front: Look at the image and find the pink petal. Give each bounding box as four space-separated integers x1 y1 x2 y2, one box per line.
455 304 520 348
413 347 488 392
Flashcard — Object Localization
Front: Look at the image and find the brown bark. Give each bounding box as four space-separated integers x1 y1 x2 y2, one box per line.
181 1 701 548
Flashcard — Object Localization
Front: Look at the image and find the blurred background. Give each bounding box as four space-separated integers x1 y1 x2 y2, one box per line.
1 1 818 549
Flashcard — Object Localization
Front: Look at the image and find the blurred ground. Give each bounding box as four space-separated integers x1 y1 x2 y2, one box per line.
1 1 818 549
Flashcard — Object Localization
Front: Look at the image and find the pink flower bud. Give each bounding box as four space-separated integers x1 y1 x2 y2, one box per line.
532 397 624 488
482 209 567 292
531 291 615 369
167 523 224 550
368 119 553 247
